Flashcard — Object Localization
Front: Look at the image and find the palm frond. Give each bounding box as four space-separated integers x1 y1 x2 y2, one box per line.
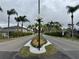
74 5 79 11
24 18 30 22
7 9 18 15
0 6 3 12
17 16 30 22
66 5 79 13
66 6 74 13
15 17 21 22
36 18 42 22
76 22 79 26
50 21 54 25
11 9 18 15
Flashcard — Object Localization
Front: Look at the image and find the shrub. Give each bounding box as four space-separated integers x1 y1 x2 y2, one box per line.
19 47 32 57
31 36 47 48
19 44 57 57
44 32 62 37
74 34 79 38
43 45 57 56
0 33 4 39
9 31 33 38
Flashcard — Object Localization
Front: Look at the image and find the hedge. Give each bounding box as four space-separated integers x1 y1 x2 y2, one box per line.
9 31 33 38
44 32 62 37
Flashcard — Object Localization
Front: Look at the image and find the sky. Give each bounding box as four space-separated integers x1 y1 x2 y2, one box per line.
0 0 79 29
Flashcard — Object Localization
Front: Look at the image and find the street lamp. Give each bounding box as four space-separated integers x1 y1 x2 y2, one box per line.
36 15 43 50
37 0 41 50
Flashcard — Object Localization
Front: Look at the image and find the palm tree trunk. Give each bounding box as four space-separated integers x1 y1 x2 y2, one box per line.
50 25 52 32
8 15 10 39
21 21 23 32
49 25 51 32
71 13 74 37
38 19 41 50
17 22 19 31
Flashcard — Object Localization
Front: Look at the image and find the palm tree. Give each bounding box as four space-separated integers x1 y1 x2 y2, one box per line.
46 23 50 32
53 22 62 32
67 5 79 37
49 21 54 32
27 25 32 29
35 23 38 28
19 16 29 32
0 6 3 12
76 22 79 26
53 22 62 27
7 9 18 38
15 16 21 31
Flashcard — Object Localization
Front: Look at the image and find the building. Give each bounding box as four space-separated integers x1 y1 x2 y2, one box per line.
0 26 28 37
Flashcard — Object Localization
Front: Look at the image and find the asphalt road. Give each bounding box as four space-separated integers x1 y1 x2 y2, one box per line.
0 35 34 51
0 35 35 59
43 35 79 59
0 35 78 59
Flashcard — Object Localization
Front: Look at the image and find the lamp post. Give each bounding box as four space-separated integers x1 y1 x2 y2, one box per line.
38 0 40 14
37 18 41 50
37 16 42 50
37 0 41 50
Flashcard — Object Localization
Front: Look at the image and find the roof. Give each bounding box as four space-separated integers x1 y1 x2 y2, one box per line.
2 26 27 30
0 26 28 33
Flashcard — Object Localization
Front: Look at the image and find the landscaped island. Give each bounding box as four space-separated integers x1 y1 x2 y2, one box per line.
19 36 58 57
14 36 71 59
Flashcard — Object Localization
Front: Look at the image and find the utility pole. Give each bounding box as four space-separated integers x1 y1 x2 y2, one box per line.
38 0 40 14
38 0 41 50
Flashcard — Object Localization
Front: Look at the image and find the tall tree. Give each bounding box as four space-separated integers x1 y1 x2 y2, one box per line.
19 16 29 32
49 21 54 32
67 5 79 37
45 23 50 32
53 22 62 27
0 6 3 12
46 21 62 32
7 9 18 38
27 25 32 29
15 16 21 31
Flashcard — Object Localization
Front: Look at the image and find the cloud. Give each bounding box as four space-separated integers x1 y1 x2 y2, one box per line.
0 0 79 29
